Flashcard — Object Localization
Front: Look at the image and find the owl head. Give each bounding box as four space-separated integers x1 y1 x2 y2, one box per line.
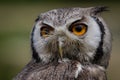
31 6 112 68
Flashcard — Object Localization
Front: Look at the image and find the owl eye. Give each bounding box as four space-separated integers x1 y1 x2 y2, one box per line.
40 25 54 38
69 23 87 36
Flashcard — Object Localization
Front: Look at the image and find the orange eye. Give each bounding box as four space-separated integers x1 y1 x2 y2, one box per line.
69 23 87 36
40 25 54 38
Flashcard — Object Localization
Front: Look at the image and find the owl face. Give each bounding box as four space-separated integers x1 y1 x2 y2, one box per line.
31 7 112 67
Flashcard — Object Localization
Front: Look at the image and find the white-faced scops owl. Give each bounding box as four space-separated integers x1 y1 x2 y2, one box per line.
14 6 112 80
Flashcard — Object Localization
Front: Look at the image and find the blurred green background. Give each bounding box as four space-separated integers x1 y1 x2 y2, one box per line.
0 0 120 80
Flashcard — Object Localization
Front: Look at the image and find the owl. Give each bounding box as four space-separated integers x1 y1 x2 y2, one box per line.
14 6 112 80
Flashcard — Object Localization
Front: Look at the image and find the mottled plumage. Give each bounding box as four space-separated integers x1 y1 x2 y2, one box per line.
14 6 112 80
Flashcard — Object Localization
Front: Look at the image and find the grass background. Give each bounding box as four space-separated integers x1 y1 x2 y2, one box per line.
0 1 120 80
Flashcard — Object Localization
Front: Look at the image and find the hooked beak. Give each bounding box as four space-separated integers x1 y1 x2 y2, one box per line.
58 37 64 60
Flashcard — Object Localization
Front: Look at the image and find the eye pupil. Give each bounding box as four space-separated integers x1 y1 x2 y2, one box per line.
74 25 82 32
44 29 49 33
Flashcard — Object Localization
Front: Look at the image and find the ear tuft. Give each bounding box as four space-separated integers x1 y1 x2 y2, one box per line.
91 6 109 15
